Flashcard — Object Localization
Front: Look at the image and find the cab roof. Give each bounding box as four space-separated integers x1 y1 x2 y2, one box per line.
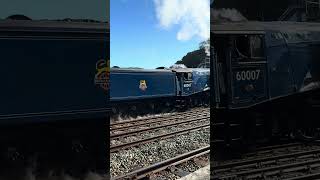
211 21 320 34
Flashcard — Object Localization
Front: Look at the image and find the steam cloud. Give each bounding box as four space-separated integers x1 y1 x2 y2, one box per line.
154 0 210 41
203 41 210 57
211 8 247 23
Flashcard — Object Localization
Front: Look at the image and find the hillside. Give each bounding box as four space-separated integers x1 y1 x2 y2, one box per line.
175 48 207 68
174 39 210 68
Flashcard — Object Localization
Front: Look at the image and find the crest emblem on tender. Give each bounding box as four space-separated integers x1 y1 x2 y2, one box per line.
139 80 147 91
94 59 109 91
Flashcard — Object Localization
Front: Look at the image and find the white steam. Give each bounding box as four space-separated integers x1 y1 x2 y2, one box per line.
211 8 247 22
154 0 210 41
0 165 106 180
203 41 210 57
170 64 187 69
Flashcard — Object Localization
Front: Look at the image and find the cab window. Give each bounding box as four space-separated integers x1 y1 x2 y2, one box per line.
235 36 250 58
250 36 264 58
183 73 192 81
234 35 264 61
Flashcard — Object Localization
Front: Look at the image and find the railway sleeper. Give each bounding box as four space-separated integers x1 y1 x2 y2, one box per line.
170 167 190 177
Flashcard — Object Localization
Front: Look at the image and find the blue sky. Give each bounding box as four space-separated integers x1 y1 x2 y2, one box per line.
111 0 209 69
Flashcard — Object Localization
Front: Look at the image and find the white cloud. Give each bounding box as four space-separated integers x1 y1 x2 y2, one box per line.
154 0 210 41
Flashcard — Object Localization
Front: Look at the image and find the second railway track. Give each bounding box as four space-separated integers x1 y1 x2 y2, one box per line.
212 142 320 180
110 108 209 130
112 146 210 180
110 107 210 152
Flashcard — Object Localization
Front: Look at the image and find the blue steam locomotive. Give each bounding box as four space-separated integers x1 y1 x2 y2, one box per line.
0 15 109 175
211 21 320 157
110 67 210 118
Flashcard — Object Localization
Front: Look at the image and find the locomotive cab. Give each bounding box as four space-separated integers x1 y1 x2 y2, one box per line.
213 32 268 109
211 25 270 152
173 69 193 96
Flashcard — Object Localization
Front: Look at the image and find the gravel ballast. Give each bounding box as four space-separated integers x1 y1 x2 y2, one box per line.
110 128 210 177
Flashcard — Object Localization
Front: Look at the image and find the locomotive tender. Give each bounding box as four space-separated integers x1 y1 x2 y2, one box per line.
0 5 109 176
110 67 210 118
211 21 320 156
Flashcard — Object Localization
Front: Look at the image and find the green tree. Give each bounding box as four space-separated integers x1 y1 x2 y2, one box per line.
174 39 209 68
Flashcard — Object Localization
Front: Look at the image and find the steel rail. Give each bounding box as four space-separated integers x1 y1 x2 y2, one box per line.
110 112 209 131
284 172 320 180
231 159 320 179
111 146 210 180
253 142 302 152
213 148 320 170
110 108 208 126
110 124 209 152
110 116 209 139
243 142 304 158
212 146 320 179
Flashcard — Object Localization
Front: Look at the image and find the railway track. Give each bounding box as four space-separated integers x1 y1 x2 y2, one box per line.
110 124 209 152
111 116 209 140
110 116 210 152
111 114 209 136
110 107 210 179
212 143 320 180
110 108 209 130
110 108 209 152
111 146 210 180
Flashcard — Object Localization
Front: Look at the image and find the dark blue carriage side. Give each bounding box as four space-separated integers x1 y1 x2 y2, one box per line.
110 68 176 102
0 20 110 124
